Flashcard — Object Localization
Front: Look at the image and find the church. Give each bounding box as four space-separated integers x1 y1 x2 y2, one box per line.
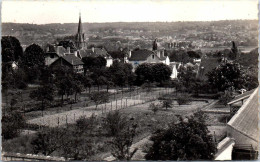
46 13 113 72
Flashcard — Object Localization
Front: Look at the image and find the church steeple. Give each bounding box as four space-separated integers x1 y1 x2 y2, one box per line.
75 12 85 49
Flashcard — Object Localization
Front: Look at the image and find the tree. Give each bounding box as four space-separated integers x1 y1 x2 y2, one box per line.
135 63 154 85
145 111 217 160
152 63 172 84
89 91 109 110
76 114 96 134
83 76 93 93
176 93 191 105
178 66 197 90
31 128 65 156
109 122 138 160
102 111 128 136
2 111 26 139
29 84 54 116
219 90 234 106
161 99 173 110
1 36 23 62
22 44 45 67
207 62 244 91
149 103 160 114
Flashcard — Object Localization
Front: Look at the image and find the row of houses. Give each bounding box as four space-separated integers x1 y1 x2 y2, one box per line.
43 14 182 78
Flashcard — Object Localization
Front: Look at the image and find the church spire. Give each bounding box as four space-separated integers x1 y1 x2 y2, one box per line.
75 12 85 49
77 12 82 35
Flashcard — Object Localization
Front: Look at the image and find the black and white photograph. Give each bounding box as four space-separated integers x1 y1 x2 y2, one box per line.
1 0 259 161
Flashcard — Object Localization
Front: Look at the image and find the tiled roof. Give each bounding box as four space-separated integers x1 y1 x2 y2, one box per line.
129 49 155 61
62 55 84 65
197 57 220 80
228 89 256 105
227 88 259 141
79 48 109 58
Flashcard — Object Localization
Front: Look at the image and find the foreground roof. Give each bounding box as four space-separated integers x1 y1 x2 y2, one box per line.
227 88 259 141
227 89 256 105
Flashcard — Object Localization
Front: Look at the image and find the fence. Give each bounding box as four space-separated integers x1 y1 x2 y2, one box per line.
27 88 175 128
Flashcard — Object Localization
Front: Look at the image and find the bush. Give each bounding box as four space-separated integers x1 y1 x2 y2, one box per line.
2 111 26 139
145 111 217 160
149 103 160 114
102 111 127 136
176 94 191 105
76 114 96 133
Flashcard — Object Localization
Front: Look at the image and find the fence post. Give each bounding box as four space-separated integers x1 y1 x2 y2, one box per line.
74 113 75 122
121 98 122 109
126 98 127 108
66 115 68 128
111 101 112 111
116 99 117 110
58 117 59 127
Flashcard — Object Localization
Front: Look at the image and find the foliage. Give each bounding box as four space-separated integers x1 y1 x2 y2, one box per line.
145 111 217 160
1 36 23 62
218 90 234 106
76 114 96 133
149 103 160 114
2 111 26 139
108 61 135 87
82 56 107 71
135 63 172 85
22 44 45 67
176 93 191 105
152 63 172 83
29 84 55 115
161 99 173 110
178 66 197 90
102 111 128 136
109 122 138 160
169 50 192 63
187 50 201 58
31 128 65 156
207 62 244 91
89 91 109 109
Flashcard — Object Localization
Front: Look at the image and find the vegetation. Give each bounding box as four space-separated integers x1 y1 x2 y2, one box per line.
145 111 217 160
2 111 26 139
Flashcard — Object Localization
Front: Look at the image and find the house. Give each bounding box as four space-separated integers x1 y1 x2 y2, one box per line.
44 44 70 66
127 49 162 69
227 88 258 149
227 89 256 116
77 47 113 67
215 88 259 160
50 54 84 74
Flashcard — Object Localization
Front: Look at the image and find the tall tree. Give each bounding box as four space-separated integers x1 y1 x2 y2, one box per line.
29 84 54 116
1 36 23 62
22 44 45 67
207 62 244 91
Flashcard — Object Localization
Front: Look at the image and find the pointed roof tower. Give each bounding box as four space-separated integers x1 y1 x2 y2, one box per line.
75 12 85 49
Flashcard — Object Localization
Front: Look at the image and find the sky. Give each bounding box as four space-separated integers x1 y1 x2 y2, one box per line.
1 0 258 24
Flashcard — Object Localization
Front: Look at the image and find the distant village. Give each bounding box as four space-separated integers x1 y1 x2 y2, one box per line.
2 14 258 161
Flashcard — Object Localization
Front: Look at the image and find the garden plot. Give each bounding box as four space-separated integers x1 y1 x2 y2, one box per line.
27 88 175 127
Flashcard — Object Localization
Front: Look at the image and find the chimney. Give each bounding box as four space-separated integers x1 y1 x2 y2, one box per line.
157 51 160 58
129 50 131 58
92 47 95 53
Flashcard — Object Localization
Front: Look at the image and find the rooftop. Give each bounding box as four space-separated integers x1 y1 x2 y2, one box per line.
227 88 259 142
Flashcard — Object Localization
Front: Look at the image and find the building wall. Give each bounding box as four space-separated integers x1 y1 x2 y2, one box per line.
50 58 73 71
106 58 113 67
45 54 59 66
227 125 258 150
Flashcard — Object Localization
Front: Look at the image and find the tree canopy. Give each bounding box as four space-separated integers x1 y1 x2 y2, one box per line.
1 36 23 62
207 62 244 91
145 111 217 160
22 44 45 67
